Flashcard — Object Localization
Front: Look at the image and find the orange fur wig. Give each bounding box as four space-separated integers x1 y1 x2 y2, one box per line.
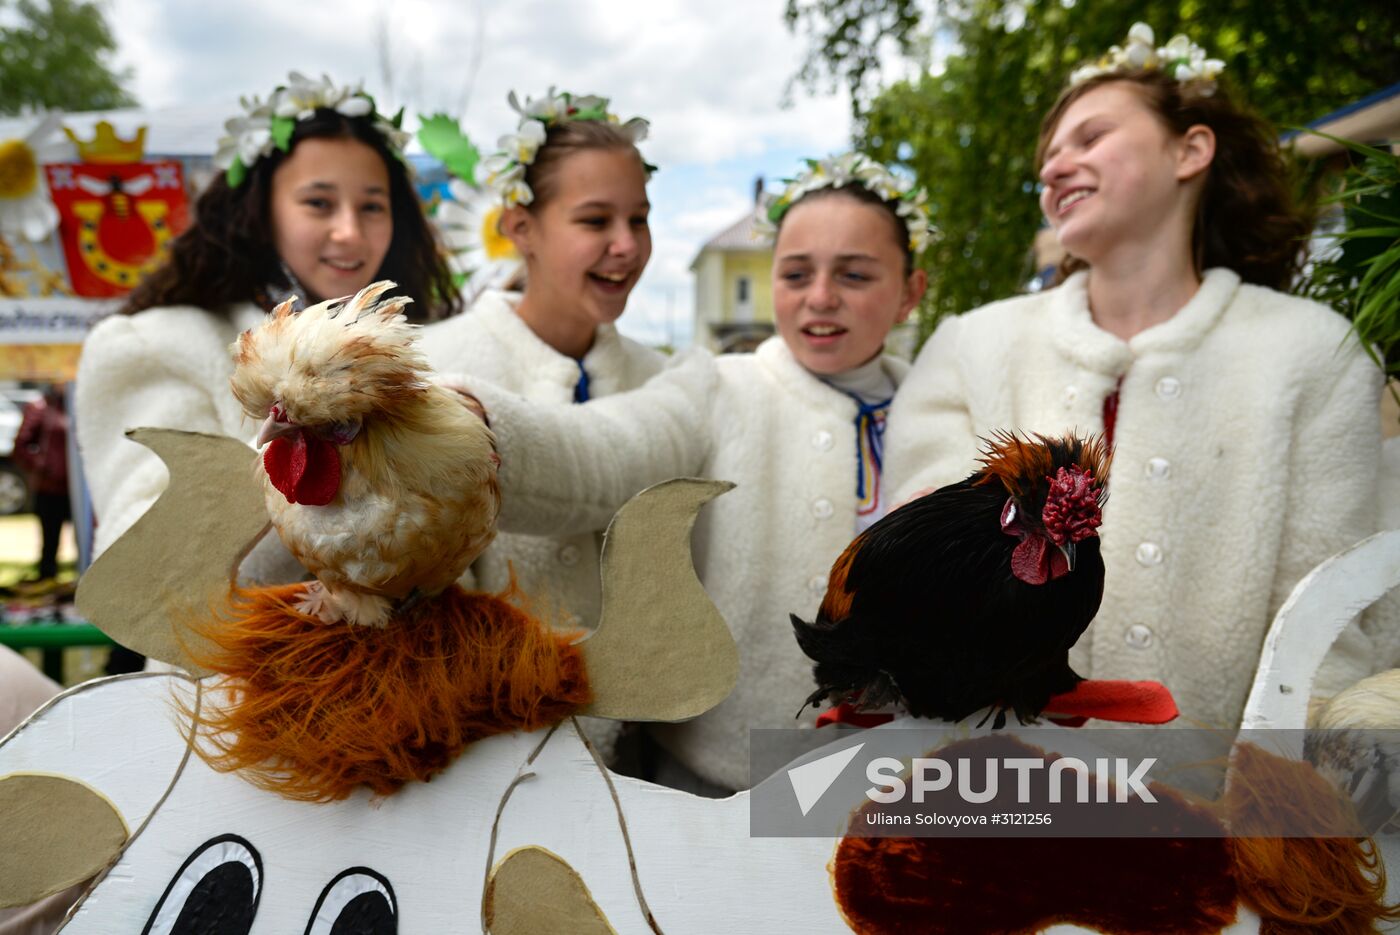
185 583 590 802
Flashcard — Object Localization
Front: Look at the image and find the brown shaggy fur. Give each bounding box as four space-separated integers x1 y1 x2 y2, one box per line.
830 737 1399 934
184 583 590 802
1225 742 1400 934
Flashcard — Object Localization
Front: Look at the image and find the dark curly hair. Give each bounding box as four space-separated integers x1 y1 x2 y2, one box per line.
121 108 460 322
1036 71 1312 291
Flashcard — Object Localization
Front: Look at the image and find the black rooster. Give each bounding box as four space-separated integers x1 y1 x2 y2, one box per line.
793 432 1110 728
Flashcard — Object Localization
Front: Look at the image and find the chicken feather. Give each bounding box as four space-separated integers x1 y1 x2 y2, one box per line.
230 281 500 626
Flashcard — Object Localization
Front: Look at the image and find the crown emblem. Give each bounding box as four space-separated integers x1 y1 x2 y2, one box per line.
63 122 147 164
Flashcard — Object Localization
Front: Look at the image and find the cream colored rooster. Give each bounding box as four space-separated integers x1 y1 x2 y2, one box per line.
230 281 500 626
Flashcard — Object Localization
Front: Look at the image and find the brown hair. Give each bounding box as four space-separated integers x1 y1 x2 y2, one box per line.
121 109 461 323
1036 71 1311 290
523 120 647 209
775 183 915 273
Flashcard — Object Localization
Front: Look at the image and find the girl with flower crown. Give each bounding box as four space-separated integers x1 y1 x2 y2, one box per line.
421 89 665 634
885 24 1390 732
76 73 460 569
442 151 929 793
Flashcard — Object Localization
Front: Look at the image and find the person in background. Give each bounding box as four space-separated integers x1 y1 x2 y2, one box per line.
885 23 1386 731
13 384 70 583
444 151 931 793
76 73 460 576
423 88 664 635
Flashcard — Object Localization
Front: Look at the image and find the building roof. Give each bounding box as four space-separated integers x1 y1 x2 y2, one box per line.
689 212 768 269
1286 81 1400 158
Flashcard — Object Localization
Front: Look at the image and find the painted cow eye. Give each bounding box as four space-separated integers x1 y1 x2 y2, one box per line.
142 834 262 935
304 867 397 935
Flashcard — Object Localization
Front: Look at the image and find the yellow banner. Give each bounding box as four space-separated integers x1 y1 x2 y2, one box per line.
0 343 82 381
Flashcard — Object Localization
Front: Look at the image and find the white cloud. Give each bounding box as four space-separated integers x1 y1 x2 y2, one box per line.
106 0 854 347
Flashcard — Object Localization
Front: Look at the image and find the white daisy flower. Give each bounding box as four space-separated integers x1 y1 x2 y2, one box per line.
507 87 565 123
755 152 934 257
498 120 547 166
1127 22 1155 46
0 113 75 242
435 179 523 301
1069 23 1224 90
213 95 274 171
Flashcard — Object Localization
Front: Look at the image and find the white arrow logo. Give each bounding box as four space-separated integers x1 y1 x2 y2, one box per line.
787 742 866 816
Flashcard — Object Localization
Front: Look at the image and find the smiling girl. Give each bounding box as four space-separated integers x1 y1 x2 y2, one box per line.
422 90 664 632
77 73 459 565
885 24 1386 731
447 152 930 791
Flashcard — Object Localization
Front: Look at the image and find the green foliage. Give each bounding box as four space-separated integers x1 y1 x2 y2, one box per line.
0 0 136 115
787 0 1400 344
1300 134 1400 375
416 113 481 183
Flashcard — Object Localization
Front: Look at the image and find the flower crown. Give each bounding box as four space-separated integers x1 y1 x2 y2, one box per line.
213 72 410 187
754 152 935 256
1069 23 1225 90
475 87 651 208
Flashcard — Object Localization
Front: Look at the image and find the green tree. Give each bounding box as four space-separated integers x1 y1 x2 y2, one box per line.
787 0 1400 342
0 0 136 116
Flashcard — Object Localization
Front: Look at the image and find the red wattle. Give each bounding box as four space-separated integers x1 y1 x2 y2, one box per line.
1011 536 1049 585
263 431 341 505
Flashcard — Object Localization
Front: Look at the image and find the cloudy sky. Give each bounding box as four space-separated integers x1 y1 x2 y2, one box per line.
103 0 875 347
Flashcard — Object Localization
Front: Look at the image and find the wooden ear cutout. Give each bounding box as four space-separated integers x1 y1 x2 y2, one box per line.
581 478 737 722
484 846 616 935
0 773 128 908
75 428 271 675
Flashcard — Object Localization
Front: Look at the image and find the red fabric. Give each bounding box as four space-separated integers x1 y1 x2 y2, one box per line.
816 704 894 728
1043 679 1179 726
1102 386 1120 448
815 680 1178 729
13 398 69 494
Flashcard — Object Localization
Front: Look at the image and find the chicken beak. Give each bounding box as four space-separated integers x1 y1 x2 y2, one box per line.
1058 542 1077 572
256 411 298 448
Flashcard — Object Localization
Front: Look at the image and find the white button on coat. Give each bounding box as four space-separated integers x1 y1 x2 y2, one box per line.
1125 624 1154 649
557 545 581 566
812 430 834 451
1145 457 1171 480
1155 376 1182 399
1135 542 1163 566
812 498 834 520
1062 386 1078 407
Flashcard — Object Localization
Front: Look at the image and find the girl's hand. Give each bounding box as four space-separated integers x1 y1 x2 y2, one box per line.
437 379 490 426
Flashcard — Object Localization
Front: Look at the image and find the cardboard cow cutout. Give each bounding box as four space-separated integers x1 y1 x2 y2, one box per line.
0 429 1395 933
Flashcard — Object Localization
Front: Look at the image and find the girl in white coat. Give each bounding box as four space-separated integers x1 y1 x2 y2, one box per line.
884 24 1386 732
76 74 460 570
423 91 664 631
452 153 931 792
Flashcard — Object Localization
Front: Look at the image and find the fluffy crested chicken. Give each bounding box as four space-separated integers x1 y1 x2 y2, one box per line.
793 432 1110 727
230 281 500 626
1306 669 1400 834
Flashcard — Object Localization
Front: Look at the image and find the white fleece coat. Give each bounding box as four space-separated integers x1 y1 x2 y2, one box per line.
75 304 302 583
468 336 909 791
885 269 1386 731
422 290 665 629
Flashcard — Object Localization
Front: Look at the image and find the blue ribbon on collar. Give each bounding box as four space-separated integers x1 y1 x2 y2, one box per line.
839 390 893 504
572 359 591 404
